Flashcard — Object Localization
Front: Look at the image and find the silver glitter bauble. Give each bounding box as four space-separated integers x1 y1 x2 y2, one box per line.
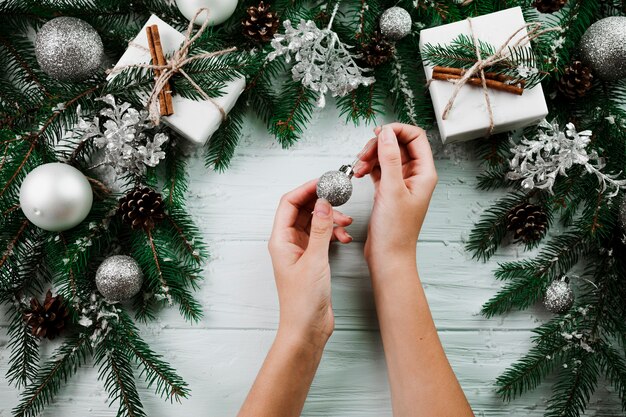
317 165 354 207
35 17 104 82
19 163 93 232
379 7 412 41
580 17 626 82
543 278 574 314
95 255 143 302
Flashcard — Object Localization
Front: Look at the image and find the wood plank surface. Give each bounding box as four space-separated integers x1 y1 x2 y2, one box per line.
0 107 620 416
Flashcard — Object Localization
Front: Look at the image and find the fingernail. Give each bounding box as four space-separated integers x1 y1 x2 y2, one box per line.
380 125 394 143
346 232 353 241
314 198 331 217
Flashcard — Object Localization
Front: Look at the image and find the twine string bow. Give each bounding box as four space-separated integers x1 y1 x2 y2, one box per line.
437 18 557 135
108 8 237 124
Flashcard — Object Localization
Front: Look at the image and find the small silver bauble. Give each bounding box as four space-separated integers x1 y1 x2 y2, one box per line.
95 255 143 302
580 16 626 81
19 163 93 232
317 165 354 207
379 7 412 41
35 17 104 82
543 278 574 314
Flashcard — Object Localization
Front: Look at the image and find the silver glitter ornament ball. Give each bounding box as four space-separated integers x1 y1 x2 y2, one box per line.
580 17 626 82
543 279 574 314
317 166 353 207
379 7 412 41
95 255 143 302
35 17 104 82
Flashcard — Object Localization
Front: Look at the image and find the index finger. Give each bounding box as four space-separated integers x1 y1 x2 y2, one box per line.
272 179 318 232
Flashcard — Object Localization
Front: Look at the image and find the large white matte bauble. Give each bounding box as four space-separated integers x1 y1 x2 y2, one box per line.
19 163 93 232
175 0 238 26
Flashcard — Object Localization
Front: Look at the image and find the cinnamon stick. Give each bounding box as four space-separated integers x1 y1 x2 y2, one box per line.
433 65 526 89
146 25 174 116
431 71 524 95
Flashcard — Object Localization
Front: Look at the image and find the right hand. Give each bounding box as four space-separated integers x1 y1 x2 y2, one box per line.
354 123 438 270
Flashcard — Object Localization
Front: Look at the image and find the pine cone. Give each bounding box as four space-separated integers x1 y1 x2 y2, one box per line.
118 187 165 231
533 0 567 13
360 32 395 67
242 1 280 43
557 61 593 99
506 202 548 243
23 290 69 340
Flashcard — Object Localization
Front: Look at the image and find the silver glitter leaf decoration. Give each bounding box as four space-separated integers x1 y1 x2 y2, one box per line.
75 95 168 175
507 120 626 197
268 17 375 107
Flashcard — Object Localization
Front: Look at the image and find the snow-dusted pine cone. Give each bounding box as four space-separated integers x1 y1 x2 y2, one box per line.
506 202 548 243
533 0 567 13
557 61 593 99
118 187 165 231
23 290 69 340
242 1 280 43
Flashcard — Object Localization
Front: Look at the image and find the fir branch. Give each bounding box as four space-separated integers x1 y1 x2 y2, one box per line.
145 229 172 305
465 191 528 261
116 311 189 402
6 304 40 388
481 231 589 317
95 333 147 417
496 313 580 401
205 101 245 171
13 331 92 417
545 351 599 417
270 80 317 147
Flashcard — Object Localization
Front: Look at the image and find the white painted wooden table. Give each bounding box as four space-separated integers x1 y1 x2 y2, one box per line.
0 105 621 416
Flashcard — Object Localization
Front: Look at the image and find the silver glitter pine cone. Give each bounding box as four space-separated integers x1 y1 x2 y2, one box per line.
317 165 353 207
95 255 143 302
379 7 412 41
35 17 104 82
543 278 574 314
580 16 626 82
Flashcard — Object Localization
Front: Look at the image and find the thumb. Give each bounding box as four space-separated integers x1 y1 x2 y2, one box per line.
377 125 404 188
305 198 334 258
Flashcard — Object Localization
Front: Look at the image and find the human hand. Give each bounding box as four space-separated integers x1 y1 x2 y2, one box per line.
268 180 353 347
354 123 437 270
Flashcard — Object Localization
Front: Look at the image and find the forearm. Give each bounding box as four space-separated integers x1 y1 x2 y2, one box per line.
369 256 474 417
237 330 326 417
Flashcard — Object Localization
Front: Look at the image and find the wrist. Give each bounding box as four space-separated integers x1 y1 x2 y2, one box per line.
276 325 329 354
365 248 417 272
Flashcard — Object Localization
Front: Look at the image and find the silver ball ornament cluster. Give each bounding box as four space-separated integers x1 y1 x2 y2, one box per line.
543 278 574 314
35 17 104 82
95 255 144 302
379 7 412 41
316 165 354 207
580 16 626 82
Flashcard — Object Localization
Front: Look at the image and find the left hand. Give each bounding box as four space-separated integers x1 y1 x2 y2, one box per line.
268 180 353 347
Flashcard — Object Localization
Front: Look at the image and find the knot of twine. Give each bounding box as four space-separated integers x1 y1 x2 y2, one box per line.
436 18 557 136
108 8 237 124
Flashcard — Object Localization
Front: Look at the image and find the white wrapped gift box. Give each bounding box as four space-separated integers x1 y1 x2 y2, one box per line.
419 7 549 144
108 15 246 146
